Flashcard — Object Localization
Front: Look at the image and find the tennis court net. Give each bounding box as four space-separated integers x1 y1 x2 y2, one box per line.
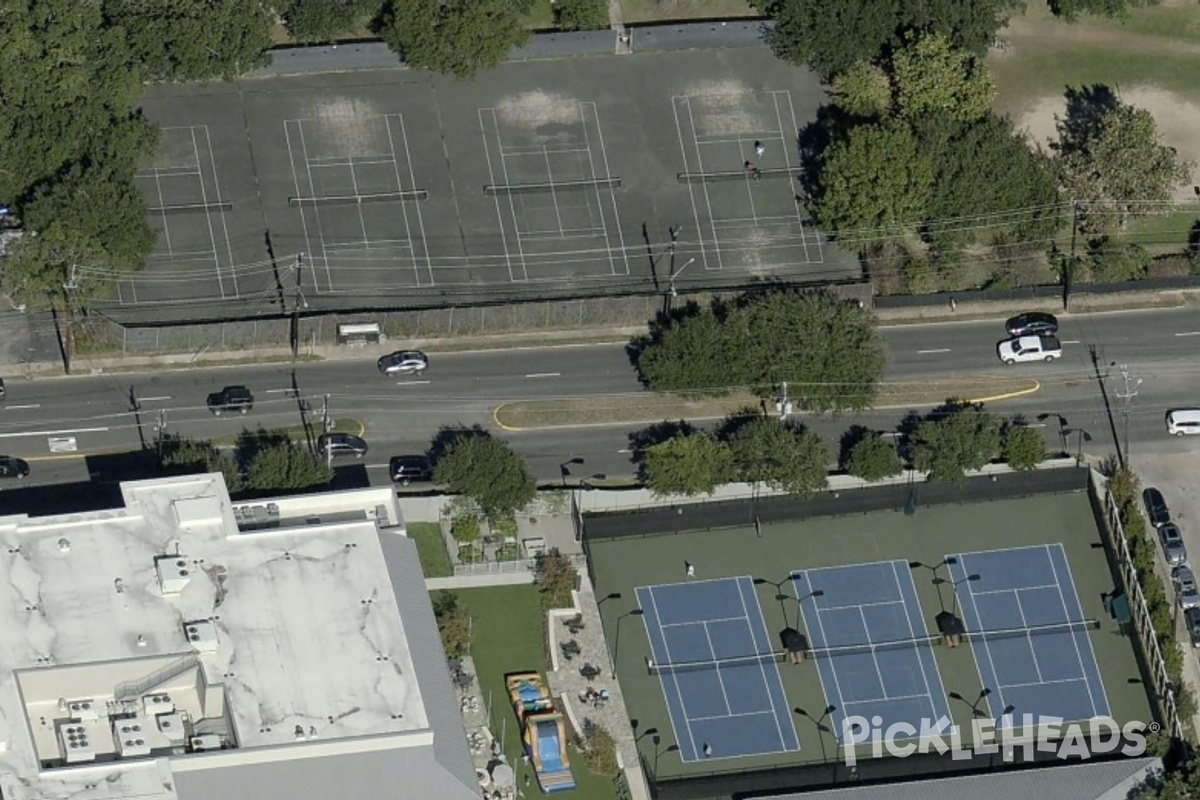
648 651 786 677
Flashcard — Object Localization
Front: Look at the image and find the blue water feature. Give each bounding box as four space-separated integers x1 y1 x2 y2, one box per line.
538 722 563 771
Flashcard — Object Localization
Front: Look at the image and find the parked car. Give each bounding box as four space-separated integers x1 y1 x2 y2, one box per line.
317 433 369 459
0 377 6 400
389 455 433 485
0 456 29 480
997 335 1063 364
1175 566 1200 610
1005 312 1059 337
1142 487 1171 528
1159 522 1188 567
1186 607 1200 649
207 386 254 416
1166 409 1200 436
377 350 428 376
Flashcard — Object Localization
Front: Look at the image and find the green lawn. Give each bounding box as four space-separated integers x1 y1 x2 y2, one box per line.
408 522 453 577
1122 208 1200 252
1100 5 1200 45
454 586 620 800
525 0 557 31
619 0 759 23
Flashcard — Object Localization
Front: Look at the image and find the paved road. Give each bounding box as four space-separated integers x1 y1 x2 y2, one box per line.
2 307 1199 490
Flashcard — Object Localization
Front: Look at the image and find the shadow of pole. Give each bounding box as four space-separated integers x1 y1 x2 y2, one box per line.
1088 344 1124 467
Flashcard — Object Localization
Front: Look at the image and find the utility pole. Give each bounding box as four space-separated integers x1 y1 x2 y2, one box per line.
60 264 79 375
1064 201 1080 311
156 409 167 464
775 381 793 421
1114 364 1142 465
291 252 306 359
321 393 332 467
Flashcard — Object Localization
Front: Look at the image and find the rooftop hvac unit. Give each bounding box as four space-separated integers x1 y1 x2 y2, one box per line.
156 712 186 745
58 723 95 764
190 733 222 753
112 718 151 758
142 693 174 716
154 556 192 595
67 699 98 721
182 619 219 653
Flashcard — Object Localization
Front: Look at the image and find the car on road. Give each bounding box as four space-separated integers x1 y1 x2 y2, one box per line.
1143 487 1171 528
207 386 254 416
1186 607 1200 649
1159 522 1188 567
1005 312 1059 337
377 350 428 376
1166 409 1200 436
0 377 5 400
389 455 433 485
317 433 369 459
0 456 29 480
1175 566 1200 610
997 335 1062 365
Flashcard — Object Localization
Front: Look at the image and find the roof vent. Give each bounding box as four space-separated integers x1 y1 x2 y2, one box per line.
190 733 222 753
154 555 192 595
67 699 98 721
183 619 219 653
58 723 95 763
57 538 70 554
156 712 186 744
112 718 151 758
142 694 174 716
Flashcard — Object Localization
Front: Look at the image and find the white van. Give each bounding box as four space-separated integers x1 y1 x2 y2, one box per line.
1167 409 1200 436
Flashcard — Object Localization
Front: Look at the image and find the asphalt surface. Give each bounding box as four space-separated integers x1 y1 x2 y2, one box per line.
1 306 1199 492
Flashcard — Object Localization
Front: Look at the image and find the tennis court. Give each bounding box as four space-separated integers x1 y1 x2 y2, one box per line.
636 577 799 761
948 545 1110 727
792 561 952 743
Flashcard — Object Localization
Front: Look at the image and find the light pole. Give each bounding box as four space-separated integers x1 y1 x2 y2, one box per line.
667 257 695 302
948 688 992 718
932 572 980 619
614 608 644 664
794 705 837 763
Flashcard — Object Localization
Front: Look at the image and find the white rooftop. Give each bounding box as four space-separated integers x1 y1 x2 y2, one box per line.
0 473 473 800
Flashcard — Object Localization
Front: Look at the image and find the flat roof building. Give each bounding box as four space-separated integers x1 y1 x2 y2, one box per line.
0 473 477 800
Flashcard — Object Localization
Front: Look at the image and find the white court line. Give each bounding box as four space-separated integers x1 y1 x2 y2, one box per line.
970 582 1061 596
202 126 238 296
393 113 434 287
494 116 530 283
701 622 734 716
1013 591 1046 683
146 155 174 257
688 709 779 723
308 155 395 167
524 372 560 378
659 613 749 628
686 98 725 271
541 144 568 237
778 90 821 264
857 606 891 700
1045 543 1108 716
672 96 717 272
737 577 793 750
917 348 952 354
1002 676 1087 691
644 586 699 759
581 101 630 277
0 427 109 438
284 119 320 292
814 598 906 613
795 571 852 734
190 127 227 299
479 109 523 284
891 560 939 711
3 404 41 410
344 138 371 250
954 554 1009 721
1175 331 1200 337
295 120 334 291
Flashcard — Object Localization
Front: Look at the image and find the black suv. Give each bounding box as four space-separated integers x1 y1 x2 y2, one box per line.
1005 312 1059 337
207 386 254 416
1142 487 1170 528
389 455 433 485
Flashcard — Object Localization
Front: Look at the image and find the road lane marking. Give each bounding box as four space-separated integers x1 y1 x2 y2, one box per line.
617 449 632 454
0 426 109 439
3 404 41 410
48 437 77 453
264 389 297 395
1175 332 1200 337
397 380 431 386
525 373 561 378
1061 340 1080 345
916 348 952 354
139 396 173 402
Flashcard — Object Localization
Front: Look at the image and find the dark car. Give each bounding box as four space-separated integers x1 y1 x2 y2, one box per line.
377 350 428 376
1186 607 1200 649
389 455 433 485
0 456 29 480
207 386 254 416
317 433 369 459
1005 312 1059 337
1159 522 1188 567
1143 487 1171 528
0 377 6 400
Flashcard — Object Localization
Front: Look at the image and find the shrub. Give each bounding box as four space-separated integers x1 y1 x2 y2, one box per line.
845 433 903 481
578 723 619 776
553 0 608 30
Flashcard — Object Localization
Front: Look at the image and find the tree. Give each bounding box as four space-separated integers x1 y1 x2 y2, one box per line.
1001 422 1045 471
450 514 482 549
845 432 903 481
754 0 900 78
811 122 934 235
830 62 891 118
638 431 734 496
1055 100 1193 233
377 0 531 79
890 33 995 124
910 404 1001 484
723 417 830 497
433 431 536 517
579 723 620 776
1084 236 1151 283
104 0 274 81
284 0 384 43
431 591 472 656
534 549 577 609
1050 0 1144 20
241 437 335 492
632 290 886 413
899 0 1025 54
554 0 609 30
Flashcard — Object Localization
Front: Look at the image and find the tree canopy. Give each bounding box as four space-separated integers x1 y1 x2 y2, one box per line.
377 0 531 79
1001 422 1045 471
890 32 995 124
844 432 903 481
724 417 830 497
910 404 1002 484
638 431 734 497
632 290 886 413
284 0 384 43
433 430 536 517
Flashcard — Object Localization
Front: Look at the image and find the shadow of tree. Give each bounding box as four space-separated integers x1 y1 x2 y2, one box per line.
625 299 705 376
796 103 852 204
837 424 874 469
1054 84 1119 154
625 420 695 465
427 423 490 465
